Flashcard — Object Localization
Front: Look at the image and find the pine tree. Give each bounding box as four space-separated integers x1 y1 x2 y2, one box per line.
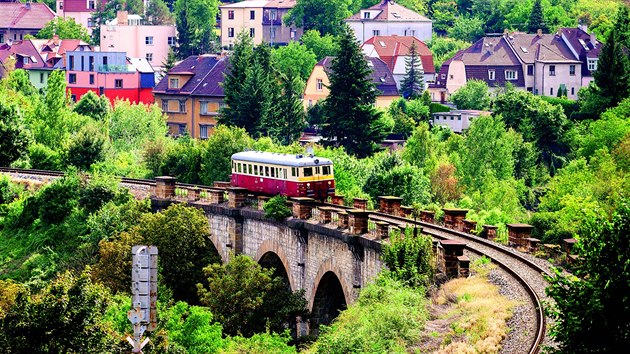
322 25 385 158
160 48 177 80
594 31 630 108
220 31 254 127
614 5 630 50
271 73 307 145
400 41 425 99
174 3 192 59
528 0 547 34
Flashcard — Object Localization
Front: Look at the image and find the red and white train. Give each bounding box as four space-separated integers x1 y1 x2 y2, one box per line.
231 151 335 199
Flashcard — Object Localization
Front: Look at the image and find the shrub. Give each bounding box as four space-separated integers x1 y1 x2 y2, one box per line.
36 175 80 224
264 195 292 220
382 227 434 288
430 102 450 114
28 143 62 171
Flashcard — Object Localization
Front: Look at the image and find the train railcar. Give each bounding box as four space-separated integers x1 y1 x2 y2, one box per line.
231 151 335 199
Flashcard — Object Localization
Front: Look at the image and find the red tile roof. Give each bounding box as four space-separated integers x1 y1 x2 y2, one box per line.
62 0 107 13
0 3 55 30
363 35 435 73
346 0 430 22
0 40 45 70
264 0 296 9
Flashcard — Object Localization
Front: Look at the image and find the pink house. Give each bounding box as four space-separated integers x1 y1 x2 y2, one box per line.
56 0 106 32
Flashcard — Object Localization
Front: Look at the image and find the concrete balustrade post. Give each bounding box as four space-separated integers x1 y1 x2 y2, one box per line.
353 198 368 210
227 187 248 208
378 196 403 216
331 195 345 206
507 223 534 248
441 239 466 278
347 209 370 235
420 210 435 223
442 208 468 231
257 196 270 211
290 197 314 219
400 206 413 218
208 189 225 204
187 187 200 201
457 255 470 278
462 219 477 234
337 211 348 229
318 206 333 223
154 176 177 199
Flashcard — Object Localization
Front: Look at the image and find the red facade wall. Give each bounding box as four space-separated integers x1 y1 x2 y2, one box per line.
67 87 154 105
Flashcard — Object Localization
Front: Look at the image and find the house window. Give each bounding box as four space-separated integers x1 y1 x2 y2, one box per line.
404 30 415 36
200 101 211 115
22 56 29 65
87 17 94 28
199 125 212 139
68 55 74 70
40 72 44 83
569 65 575 76
250 28 255 37
69 73 76 84
270 10 277 20
168 37 176 46
71 94 76 102
505 70 517 80
89 74 94 84
179 100 186 112
169 77 179 89
146 53 153 62
80 56 84 71
363 12 371 19
0 34 3 43
219 102 227 110
550 87 553 95
161 99 168 111
88 56 94 71
588 59 598 71
527 65 534 76
115 79 123 88
228 28 234 38
178 124 187 136
316 79 323 91
549 65 556 76
228 10 234 20
270 28 276 38
59 2 63 10
87 0 95 10
373 30 380 36
103 56 108 66
441 74 445 79
571 87 575 95
250 10 255 20
488 70 496 80
145 36 154 45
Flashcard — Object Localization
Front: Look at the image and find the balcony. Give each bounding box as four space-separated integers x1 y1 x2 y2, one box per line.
97 64 131 73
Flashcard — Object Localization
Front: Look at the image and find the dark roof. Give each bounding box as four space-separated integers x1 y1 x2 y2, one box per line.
62 0 107 12
317 56 399 96
0 2 55 30
362 35 435 73
346 0 430 22
505 32 579 63
0 40 45 70
559 27 602 77
154 55 228 97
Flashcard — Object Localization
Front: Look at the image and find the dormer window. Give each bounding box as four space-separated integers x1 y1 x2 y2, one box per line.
22 56 28 65
588 58 598 71
169 77 180 89
87 0 95 10
363 11 371 19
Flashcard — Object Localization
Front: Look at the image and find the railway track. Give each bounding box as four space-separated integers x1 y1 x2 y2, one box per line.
1 167 550 353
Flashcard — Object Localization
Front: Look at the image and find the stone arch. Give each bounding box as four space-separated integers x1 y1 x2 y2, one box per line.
309 259 350 335
254 239 296 292
209 234 229 264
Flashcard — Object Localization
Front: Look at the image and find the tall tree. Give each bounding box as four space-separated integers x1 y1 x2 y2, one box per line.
614 4 630 49
146 0 174 25
73 91 110 121
174 0 219 58
400 41 425 99
321 25 385 158
36 17 91 42
451 79 491 110
594 31 630 109
0 101 30 167
300 29 340 60
528 0 548 33
285 0 353 36
219 32 254 129
271 73 307 145
545 199 630 352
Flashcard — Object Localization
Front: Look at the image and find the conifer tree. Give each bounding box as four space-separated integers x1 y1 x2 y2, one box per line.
615 5 630 49
271 73 307 145
220 31 255 128
401 41 425 99
528 0 547 34
594 31 630 108
321 25 385 158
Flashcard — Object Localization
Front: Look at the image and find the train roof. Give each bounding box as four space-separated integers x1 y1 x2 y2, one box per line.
231 151 333 167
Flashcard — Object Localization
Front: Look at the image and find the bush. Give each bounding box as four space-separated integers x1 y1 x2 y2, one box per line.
382 228 434 288
264 195 292 220
430 102 450 114
36 175 80 224
28 143 62 170
65 124 107 171
540 96 580 119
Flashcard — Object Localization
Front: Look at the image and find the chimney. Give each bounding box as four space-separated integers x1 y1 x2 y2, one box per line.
503 28 509 36
590 32 597 46
537 29 543 37
117 11 128 26
578 24 588 33
25 1 31 10
53 34 60 43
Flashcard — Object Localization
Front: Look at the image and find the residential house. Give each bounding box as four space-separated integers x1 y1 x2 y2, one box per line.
558 25 601 87
153 55 229 138
55 0 106 32
65 49 155 105
262 0 301 45
431 110 491 133
432 29 594 102
303 56 399 110
345 0 432 44
361 35 435 90
0 2 56 44
220 0 268 48
0 39 46 81
100 11 177 70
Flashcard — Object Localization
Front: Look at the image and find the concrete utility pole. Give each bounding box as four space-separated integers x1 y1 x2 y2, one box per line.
127 245 158 353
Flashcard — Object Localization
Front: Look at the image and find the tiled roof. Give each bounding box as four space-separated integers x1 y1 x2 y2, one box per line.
0 40 45 69
154 55 228 97
0 3 55 30
363 35 435 73
264 0 296 9
346 0 431 22
62 0 107 13
505 32 579 63
317 56 399 96
220 1 270 8
559 27 602 77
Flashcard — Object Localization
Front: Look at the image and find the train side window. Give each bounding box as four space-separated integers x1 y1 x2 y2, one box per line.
254 165 258 175
284 169 288 179
292 167 296 177
248 164 252 174
323 166 330 175
265 166 269 176
271 167 275 178
303 167 313 177
237 163 242 173
315 166 320 174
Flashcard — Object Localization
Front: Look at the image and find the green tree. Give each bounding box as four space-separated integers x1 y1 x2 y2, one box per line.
428 35 470 72
197 255 308 337
174 0 219 58
431 0 458 34
382 228 435 287
300 29 339 60
321 26 385 158
271 41 317 82
162 302 225 353
0 101 30 167
263 195 292 220
146 0 174 25
220 31 255 129
4 69 35 97
451 79 491 110
594 30 630 109
402 122 438 171
0 270 117 353
545 199 630 352
271 74 307 145
73 91 110 121
613 4 630 49
199 126 253 185
36 17 91 42
285 0 353 36
528 0 548 33
65 123 107 171
363 155 432 205
400 41 425 99
108 100 168 152
448 16 485 42
138 203 220 303
37 70 69 147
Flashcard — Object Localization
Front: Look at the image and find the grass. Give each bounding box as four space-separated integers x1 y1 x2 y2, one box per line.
432 265 515 353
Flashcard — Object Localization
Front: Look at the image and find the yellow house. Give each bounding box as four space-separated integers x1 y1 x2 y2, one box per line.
303 56 399 110
220 0 268 48
153 55 229 139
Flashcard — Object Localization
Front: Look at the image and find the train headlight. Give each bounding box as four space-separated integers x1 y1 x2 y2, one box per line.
307 183 311 188
328 181 331 185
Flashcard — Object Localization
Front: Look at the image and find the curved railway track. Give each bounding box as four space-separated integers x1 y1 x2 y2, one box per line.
0 167 550 353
